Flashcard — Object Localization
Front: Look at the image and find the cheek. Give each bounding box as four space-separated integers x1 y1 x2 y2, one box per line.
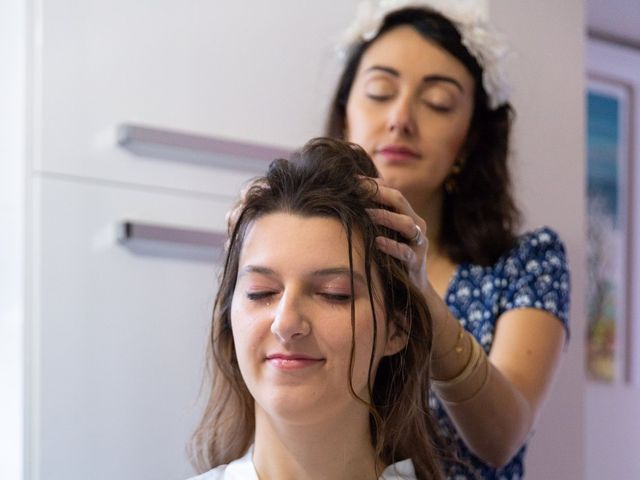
445 109 473 151
423 115 471 161
448 121 471 155
345 102 375 145
351 311 384 372
230 298 260 360
229 294 244 337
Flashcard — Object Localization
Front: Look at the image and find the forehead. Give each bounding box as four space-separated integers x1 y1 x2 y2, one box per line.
357 25 473 85
239 213 366 271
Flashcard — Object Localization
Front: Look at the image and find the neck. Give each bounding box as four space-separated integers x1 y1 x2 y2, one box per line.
414 189 460 298
409 189 444 258
252 404 380 480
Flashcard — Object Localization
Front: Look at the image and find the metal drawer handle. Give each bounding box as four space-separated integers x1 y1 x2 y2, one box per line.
118 221 226 262
117 123 289 172
118 221 225 248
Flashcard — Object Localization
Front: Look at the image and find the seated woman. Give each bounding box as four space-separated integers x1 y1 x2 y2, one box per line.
188 138 448 480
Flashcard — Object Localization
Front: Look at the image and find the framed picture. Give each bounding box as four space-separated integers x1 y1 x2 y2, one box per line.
586 38 640 384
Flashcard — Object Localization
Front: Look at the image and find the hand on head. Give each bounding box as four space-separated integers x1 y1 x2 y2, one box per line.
362 177 430 293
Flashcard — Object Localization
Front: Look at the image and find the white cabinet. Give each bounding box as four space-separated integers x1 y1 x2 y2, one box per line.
31 175 228 479
35 0 300 193
26 3 297 476
17 1 359 478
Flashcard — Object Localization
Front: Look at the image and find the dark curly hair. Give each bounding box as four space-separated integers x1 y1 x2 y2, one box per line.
190 137 448 480
325 7 520 265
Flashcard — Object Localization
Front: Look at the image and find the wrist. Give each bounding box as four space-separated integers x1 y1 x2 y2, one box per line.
432 334 490 404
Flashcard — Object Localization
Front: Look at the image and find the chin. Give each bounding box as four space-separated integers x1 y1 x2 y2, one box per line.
257 391 357 426
381 173 417 191
260 401 332 426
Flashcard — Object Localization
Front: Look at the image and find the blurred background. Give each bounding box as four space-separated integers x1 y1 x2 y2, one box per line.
1 1 638 479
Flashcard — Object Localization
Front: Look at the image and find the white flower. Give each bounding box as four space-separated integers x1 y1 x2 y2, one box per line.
515 293 532 307
458 285 471 298
481 280 493 295
538 231 552 243
526 259 541 274
544 298 558 312
337 0 511 109
548 254 561 267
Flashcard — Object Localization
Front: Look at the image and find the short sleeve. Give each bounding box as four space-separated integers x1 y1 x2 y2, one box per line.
502 227 570 336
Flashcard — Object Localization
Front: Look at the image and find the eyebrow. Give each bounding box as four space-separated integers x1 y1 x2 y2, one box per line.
239 265 366 285
364 65 465 93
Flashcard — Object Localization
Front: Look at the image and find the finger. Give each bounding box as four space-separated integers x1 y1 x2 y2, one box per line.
366 180 414 215
366 208 422 242
358 177 417 217
375 236 417 263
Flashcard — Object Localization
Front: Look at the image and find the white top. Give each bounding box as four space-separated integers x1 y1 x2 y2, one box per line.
187 447 417 480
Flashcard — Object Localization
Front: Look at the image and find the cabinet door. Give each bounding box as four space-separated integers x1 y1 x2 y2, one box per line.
33 0 352 192
30 176 230 480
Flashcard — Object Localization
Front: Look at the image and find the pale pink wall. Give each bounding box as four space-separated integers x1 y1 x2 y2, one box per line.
492 1 587 479
587 384 640 478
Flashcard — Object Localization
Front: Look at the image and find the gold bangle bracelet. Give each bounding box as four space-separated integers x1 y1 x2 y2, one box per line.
432 320 465 361
440 355 490 406
432 335 488 403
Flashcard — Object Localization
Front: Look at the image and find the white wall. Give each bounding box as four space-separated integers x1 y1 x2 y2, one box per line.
491 2 587 479
0 0 26 479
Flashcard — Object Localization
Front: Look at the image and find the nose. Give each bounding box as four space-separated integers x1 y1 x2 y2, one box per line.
387 94 416 136
270 291 310 343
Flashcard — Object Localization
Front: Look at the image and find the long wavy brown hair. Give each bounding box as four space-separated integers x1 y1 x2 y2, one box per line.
325 7 521 266
190 137 447 479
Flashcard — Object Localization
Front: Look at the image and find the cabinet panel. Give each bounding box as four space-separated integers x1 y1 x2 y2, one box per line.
33 0 353 193
30 176 228 480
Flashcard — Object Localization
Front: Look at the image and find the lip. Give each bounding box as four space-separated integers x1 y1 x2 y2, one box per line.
265 353 325 371
375 144 420 163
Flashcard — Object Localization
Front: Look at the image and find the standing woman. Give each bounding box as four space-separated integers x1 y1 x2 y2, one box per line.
326 1 570 478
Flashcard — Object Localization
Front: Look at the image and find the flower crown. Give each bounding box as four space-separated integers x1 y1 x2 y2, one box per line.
338 0 511 109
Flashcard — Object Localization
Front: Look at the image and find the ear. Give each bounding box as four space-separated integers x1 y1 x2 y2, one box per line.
383 314 408 357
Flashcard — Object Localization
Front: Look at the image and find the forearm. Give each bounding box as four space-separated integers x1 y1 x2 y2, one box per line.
438 360 533 467
425 285 534 467
361 182 566 466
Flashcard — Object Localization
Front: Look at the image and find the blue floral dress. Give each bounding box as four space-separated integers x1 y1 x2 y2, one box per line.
431 227 570 480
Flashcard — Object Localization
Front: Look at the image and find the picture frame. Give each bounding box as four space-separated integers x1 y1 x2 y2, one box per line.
586 38 640 384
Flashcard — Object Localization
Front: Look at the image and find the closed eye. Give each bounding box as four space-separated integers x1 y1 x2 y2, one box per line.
246 291 277 301
320 293 352 303
423 100 453 113
367 93 393 102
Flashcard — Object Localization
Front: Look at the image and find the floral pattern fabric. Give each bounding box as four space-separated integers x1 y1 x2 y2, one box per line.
431 227 570 480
